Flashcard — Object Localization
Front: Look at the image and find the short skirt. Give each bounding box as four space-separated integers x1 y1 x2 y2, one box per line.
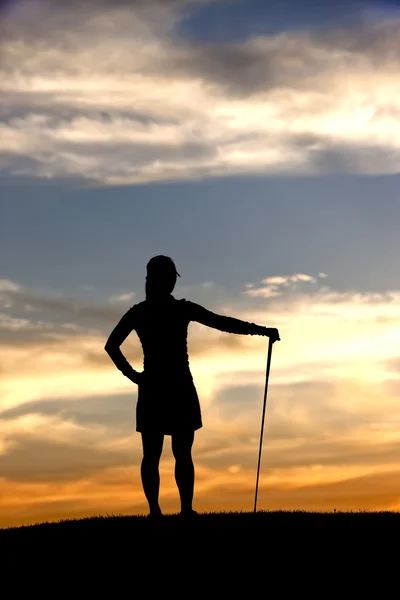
136 369 202 435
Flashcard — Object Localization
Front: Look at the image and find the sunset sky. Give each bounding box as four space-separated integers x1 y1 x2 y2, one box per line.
1 0 400 527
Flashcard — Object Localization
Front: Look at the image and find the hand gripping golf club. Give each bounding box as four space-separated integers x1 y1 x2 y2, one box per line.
254 336 274 513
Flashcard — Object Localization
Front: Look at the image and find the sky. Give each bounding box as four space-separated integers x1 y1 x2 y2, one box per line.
1 0 400 526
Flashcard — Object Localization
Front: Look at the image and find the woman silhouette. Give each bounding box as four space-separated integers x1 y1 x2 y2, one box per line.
105 255 280 519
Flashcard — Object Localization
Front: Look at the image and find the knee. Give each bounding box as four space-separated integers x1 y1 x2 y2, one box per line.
142 452 161 465
173 449 192 463
172 433 194 462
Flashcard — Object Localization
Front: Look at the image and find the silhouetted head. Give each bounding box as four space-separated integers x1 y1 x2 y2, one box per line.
145 255 181 299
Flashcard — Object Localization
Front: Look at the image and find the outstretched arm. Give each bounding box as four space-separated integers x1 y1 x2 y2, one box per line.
188 301 280 340
104 306 142 384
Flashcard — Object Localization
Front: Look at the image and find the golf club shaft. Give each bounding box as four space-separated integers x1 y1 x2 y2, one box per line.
254 336 274 513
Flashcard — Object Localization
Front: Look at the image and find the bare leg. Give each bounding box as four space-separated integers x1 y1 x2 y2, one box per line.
171 430 195 513
141 431 164 515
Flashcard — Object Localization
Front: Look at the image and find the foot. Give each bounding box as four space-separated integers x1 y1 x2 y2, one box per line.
179 509 198 518
147 507 163 522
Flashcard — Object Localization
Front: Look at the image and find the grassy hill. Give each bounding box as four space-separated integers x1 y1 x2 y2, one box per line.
2 510 397 581
2 509 399 536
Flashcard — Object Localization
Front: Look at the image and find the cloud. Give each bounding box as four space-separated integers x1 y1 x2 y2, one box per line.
0 393 138 432
198 469 400 513
0 436 135 483
262 276 290 285
243 272 317 298
1 282 131 326
1 2 400 183
180 18 400 96
206 378 400 461
108 292 136 304
0 280 22 292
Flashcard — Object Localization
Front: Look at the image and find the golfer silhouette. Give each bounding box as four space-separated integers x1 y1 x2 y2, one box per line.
105 255 280 520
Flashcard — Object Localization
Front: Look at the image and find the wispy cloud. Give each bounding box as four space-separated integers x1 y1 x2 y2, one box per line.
1 1 400 184
108 292 136 304
243 272 317 297
0 280 22 293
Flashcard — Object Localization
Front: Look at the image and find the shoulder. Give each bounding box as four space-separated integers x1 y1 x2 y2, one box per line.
174 297 188 305
174 297 194 308
173 297 194 313
174 297 204 318
132 300 145 309
126 302 144 317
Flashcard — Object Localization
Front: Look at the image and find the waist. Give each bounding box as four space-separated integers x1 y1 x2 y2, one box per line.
144 356 190 369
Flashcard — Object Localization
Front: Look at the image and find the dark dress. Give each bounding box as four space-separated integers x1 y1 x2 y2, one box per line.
116 295 264 435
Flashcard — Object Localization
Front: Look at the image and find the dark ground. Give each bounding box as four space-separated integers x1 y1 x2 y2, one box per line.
1 510 398 580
